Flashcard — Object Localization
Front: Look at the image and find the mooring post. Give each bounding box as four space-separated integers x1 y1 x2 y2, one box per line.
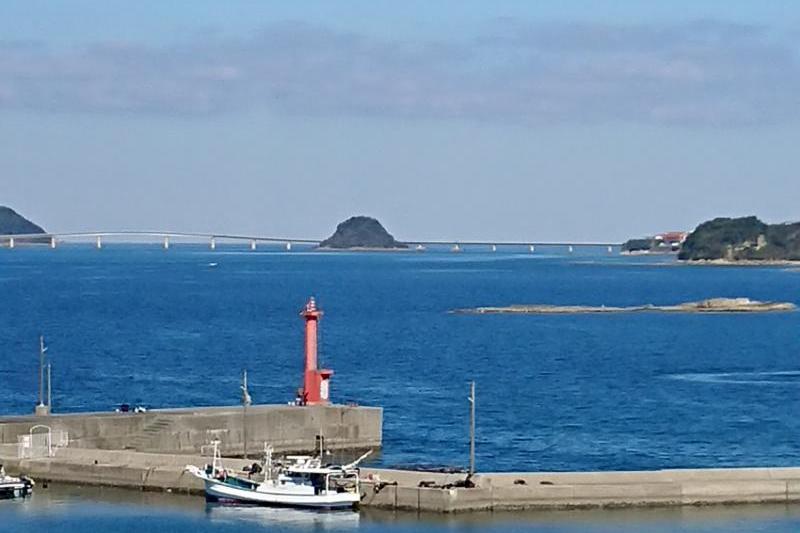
469 380 476 476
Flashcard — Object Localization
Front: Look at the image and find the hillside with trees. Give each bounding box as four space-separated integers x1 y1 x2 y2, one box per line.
678 216 800 261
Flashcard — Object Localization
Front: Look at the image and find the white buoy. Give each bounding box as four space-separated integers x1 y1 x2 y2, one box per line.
96 236 102 249
163 237 170 250
491 244 497 252
250 240 257 251
8 237 14 249
608 245 613 254
286 242 292 251
529 245 535 253
568 245 574 253
452 244 461 253
50 237 56 249
210 237 216 250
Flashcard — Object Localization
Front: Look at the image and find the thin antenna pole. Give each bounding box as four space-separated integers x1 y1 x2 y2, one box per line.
242 369 248 460
47 363 52 410
469 381 476 476
38 336 45 406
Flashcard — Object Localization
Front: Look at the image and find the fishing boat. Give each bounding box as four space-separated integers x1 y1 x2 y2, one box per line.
186 442 369 510
0 465 34 499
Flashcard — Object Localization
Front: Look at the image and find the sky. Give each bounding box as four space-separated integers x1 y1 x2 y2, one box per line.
2 1 800 242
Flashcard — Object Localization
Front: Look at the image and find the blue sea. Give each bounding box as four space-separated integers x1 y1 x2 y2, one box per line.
3 244 800 531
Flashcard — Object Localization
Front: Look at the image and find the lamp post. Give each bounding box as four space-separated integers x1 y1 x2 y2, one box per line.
468 381 476 476
35 336 50 416
241 370 252 459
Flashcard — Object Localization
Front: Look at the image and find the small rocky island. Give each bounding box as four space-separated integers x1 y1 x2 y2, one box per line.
453 298 796 315
319 216 407 250
679 216 800 262
0 206 46 244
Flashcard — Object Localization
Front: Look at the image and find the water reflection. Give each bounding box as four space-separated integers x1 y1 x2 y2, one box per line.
206 503 359 529
5 484 800 532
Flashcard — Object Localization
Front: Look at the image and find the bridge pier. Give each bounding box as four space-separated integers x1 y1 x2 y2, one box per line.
608 245 613 254
568 245 573 254
491 244 497 252
529 245 535 253
286 242 292 251
250 240 257 251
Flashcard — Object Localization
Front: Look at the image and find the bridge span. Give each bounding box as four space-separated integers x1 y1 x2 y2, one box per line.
0 230 621 253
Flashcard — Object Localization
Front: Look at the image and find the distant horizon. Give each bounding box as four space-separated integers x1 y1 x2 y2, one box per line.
1 204 796 244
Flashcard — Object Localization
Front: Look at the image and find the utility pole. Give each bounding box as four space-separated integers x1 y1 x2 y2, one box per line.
468 381 476 476
241 370 252 460
47 363 52 410
38 336 46 407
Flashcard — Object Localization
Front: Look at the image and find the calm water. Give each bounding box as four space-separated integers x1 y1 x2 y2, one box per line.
6 484 800 533
2 245 800 472
3 245 800 530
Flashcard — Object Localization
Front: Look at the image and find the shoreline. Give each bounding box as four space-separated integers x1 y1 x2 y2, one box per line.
680 259 800 267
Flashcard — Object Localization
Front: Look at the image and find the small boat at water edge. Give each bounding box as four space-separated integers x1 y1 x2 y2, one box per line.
0 465 34 499
186 442 370 510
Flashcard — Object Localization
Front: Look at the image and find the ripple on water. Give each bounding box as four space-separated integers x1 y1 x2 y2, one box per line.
664 370 800 386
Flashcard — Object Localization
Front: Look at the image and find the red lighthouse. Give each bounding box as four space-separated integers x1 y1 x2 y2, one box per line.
299 297 333 405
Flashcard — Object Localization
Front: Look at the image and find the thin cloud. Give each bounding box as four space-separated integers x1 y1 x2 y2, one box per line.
0 19 798 126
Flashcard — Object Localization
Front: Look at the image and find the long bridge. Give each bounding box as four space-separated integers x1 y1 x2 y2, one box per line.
0 230 621 253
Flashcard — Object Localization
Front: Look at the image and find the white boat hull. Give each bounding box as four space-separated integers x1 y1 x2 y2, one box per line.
205 478 359 509
188 467 360 509
0 480 33 499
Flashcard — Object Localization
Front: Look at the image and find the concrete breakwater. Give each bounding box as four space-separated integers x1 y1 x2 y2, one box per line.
453 298 797 315
0 404 382 456
5 446 800 513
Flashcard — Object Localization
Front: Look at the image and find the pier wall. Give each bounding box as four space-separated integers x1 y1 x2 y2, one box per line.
360 467 800 512
0 404 382 455
3 449 800 513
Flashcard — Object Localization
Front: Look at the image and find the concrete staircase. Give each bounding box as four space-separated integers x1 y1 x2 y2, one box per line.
125 417 174 451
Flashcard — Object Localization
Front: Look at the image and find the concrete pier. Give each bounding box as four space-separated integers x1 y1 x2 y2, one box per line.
4 447 800 514
360 467 800 513
0 404 382 456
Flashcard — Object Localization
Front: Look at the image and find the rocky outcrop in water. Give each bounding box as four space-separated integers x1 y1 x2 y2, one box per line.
0 206 46 244
453 298 796 315
319 216 407 249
